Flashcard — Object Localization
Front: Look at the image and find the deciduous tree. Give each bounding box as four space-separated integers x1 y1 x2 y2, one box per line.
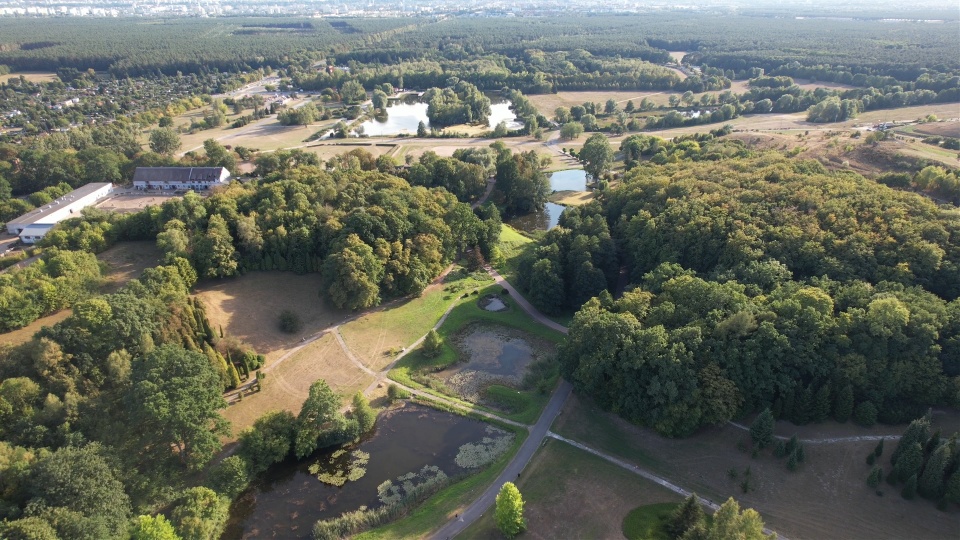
495 482 526 539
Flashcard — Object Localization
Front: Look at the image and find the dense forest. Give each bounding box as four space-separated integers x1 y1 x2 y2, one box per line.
517 147 960 436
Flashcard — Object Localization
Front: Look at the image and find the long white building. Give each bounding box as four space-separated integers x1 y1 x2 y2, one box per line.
133 167 231 191
5 182 114 244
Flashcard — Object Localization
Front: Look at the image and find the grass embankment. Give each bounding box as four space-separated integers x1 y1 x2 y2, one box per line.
355 410 528 540
459 438 681 539
494 224 575 328
389 282 563 424
340 268 491 371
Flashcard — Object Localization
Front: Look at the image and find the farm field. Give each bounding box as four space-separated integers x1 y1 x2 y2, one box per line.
221 332 372 436
193 271 348 363
0 71 58 84
552 394 960 540
459 438 682 540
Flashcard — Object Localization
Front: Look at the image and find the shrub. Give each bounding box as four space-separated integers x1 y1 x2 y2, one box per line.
278 309 302 334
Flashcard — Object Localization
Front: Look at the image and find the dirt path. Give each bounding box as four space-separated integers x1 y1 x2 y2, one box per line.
545 432 785 539
727 421 901 444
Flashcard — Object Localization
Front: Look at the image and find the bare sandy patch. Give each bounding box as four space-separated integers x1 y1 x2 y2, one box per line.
0 72 58 84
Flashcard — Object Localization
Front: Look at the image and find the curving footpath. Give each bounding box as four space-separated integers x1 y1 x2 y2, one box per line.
727 421 901 444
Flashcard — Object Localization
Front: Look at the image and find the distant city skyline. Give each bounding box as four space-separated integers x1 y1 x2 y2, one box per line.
0 0 956 18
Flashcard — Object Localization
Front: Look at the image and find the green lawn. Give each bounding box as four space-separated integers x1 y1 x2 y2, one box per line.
622 503 678 540
495 224 536 285
340 267 492 370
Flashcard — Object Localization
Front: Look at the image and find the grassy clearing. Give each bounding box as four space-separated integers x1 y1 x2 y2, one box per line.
549 190 594 206
0 72 57 84
389 283 563 378
340 268 491 371
355 417 528 540
622 503 678 540
388 281 562 424
96 241 163 293
0 310 71 347
459 438 681 540
194 271 348 363
222 332 373 438
495 224 535 285
551 394 960 540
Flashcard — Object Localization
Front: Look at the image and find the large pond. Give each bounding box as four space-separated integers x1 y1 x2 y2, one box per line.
549 169 588 191
357 93 518 136
506 202 566 233
224 404 508 539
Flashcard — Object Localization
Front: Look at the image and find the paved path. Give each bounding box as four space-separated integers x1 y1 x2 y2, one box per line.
429 380 572 540
727 421 900 444
483 265 568 335
546 432 784 539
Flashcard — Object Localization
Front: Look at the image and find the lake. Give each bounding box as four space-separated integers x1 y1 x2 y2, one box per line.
357 93 518 136
223 404 500 539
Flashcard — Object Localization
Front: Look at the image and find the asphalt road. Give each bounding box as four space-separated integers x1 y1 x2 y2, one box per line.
429 380 573 540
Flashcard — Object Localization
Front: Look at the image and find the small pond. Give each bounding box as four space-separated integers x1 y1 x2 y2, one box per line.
224 404 506 539
549 169 588 191
507 202 565 232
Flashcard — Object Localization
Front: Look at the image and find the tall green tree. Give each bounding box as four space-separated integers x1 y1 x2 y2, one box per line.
495 482 526 539
192 215 238 279
667 493 705 537
127 345 229 471
237 410 295 475
149 128 182 155
750 408 775 449
294 380 347 459
322 234 383 310
130 515 181 540
578 133 613 181
170 487 229 540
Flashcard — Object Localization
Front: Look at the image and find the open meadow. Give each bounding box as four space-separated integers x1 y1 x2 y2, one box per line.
459 438 682 540
552 394 960 540
221 332 372 436
0 71 58 84
96 241 163 292
193 271 348 363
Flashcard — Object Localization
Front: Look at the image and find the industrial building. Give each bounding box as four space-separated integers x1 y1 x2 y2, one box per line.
5 182 113 244
132 167 231 191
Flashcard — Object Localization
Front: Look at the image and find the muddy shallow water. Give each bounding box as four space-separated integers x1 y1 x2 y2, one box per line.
223 404 495 539
438 324 555 402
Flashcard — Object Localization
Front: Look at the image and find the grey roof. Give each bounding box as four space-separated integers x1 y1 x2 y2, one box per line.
6 182 112 228
132 167 229 184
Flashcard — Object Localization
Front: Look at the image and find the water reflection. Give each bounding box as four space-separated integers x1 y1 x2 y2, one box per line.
549 169 588 191
507 202 566 233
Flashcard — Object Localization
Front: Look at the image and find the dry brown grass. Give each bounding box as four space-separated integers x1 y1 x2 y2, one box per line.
911 122 960 138
0 72 57 84
0 311 71 347
96 241 163 292
222 332 373 437
95 192 181 214
193 272 349 363
553 394 960 540
460 438 681 540
549 191 594 206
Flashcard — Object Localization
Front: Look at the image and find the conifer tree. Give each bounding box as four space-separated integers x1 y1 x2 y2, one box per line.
812 384 831 423
894 442 924 483
750 408 775 449
833 384 854 422
901 474 918 499
667 493 705 537
918 444 949 499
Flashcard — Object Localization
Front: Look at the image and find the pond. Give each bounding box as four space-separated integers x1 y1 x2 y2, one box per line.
488 95 522 130
224 404 508 539
506 202 566 233
357 93 518 136
358 96 428 136
549 169 588 191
